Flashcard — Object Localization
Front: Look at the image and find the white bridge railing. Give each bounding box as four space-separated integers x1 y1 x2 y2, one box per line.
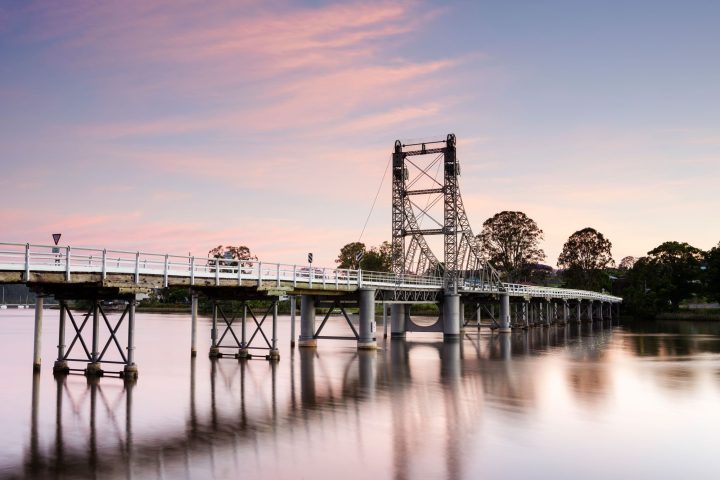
0 242 621 302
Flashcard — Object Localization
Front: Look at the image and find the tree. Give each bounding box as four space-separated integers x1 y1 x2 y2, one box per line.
208 245 256 271
208 245 255 261
557 227 614 290
618 256 637 270
706 242 720 303
360 241 392 272
646 241 704 310
335 241 392 272
477 211 545 281
335 242 366 269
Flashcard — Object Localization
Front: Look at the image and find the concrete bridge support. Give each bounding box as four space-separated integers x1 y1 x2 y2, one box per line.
357 289 377 350
86 302 103 376
562 301 569 325
391 304 406 338
443 294 460 340
544 301 551 326
190 293 198 357
122 300 138 379
268 302 280 360
53 301 69 374
498 293 511 333
599 302 604 321
32 295 44 372
238 304 248 358
585 301 594 324
523 301 529 328
290 296 297 348
299 295 317 347
575 301 582 324
458 302 465 332
209 301 220 357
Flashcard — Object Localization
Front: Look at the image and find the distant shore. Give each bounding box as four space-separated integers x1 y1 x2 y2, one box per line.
656 310 720 321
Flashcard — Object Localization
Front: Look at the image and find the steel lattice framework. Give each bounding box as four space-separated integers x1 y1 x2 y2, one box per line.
391 134 502 292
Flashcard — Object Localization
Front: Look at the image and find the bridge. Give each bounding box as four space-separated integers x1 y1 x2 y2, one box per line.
0 134 621 379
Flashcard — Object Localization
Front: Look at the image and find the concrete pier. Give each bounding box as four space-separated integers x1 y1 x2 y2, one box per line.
544 301 551 326
497 293 511 333
299 295 317 347
238 304 249 358
209 301 220 357
86 301 103 376
267 301 280 360
575 301 582 324
53 301 69 374
190 293 198 357
123 300 138 379
357 288 377 349
391 304 406 338
32 295 44 372
443 294 460 340
290 296 297 348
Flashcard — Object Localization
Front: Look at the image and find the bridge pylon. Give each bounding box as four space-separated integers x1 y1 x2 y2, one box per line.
391 134 501 293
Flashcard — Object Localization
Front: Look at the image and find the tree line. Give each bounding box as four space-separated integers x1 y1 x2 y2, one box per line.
199 232 720 320
335 211 720 319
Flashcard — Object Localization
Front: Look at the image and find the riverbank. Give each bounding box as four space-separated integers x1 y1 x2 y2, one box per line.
656 309 720 321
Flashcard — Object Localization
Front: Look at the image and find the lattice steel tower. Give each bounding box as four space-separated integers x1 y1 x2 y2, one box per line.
391 134 500 293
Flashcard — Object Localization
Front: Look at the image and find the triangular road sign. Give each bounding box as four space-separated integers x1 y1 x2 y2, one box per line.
52 233 62 245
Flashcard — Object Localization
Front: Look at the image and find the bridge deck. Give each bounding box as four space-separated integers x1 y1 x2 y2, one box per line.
0 242 621 303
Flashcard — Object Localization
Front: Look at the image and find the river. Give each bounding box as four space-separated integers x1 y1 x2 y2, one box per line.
1 309 719 479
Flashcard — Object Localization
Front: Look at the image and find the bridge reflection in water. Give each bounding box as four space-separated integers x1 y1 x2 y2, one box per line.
20 322 617 479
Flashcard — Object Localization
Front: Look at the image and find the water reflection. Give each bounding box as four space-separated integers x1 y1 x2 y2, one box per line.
9 317 720 479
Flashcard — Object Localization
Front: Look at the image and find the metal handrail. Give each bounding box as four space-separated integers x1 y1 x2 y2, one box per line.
0 242 622 302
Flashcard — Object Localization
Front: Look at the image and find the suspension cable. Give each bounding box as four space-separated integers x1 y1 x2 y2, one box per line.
358 155 391 242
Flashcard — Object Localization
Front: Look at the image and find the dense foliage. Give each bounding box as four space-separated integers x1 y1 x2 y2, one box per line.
619 241 708 317
557 227 614 291
477 211 545 281
335 241 392 272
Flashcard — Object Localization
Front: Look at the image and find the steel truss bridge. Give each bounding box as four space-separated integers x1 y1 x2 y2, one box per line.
0 133 621 378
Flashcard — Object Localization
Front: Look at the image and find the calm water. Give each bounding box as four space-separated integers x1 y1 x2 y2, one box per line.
1 308 720 479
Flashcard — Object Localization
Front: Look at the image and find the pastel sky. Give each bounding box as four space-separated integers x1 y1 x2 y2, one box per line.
1 0 719 268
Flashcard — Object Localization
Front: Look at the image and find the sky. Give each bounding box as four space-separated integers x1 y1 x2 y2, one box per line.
1 0 719 268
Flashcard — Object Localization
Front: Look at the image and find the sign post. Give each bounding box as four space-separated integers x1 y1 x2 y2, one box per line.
52 233 62 265
307 252 314 285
